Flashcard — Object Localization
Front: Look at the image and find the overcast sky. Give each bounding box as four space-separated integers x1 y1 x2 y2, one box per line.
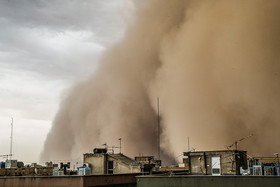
0 0 132 163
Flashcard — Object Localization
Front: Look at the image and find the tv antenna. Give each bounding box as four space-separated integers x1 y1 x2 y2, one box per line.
227 133 253 150
0 154 10 159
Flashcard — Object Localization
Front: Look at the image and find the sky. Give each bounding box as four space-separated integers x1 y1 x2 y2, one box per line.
0 0 132 163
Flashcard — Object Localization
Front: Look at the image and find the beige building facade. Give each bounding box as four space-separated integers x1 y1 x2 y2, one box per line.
84 150 141 175
184 150 247 175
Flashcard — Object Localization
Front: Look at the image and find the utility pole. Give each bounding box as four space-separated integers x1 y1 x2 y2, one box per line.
10 117 13 160
119 138 122 154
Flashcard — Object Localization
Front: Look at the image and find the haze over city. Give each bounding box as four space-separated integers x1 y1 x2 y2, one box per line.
1 0 280 167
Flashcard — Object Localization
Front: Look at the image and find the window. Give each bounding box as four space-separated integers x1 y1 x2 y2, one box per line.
108 161 114 174
212 168 220 174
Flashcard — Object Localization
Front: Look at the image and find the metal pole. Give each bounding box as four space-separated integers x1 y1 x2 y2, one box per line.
157 97 160 160
10 117 13 160
119 138 122 154
188 136 190 152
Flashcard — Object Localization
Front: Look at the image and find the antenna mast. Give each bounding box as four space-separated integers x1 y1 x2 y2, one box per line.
227 134 253 150
9 117 13 160
157 97 160 160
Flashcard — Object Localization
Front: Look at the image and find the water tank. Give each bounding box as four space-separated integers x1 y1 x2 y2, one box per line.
93 148 107 154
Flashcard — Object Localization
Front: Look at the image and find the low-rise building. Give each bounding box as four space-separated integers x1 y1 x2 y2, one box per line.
5 160 17 168
135 156 161 173
134 156 161 166
183 150 247 175
84 148 141 175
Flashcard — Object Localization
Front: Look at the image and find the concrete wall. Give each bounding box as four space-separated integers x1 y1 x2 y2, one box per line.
0 176 82 187
84 154 106 175
83 174 138 187
189 152 206 174
113 160 130 174
108 157 140 174
0 174 139 187
137 175 280 187
206 151 236 175
84 153 141 175
130 165 141 173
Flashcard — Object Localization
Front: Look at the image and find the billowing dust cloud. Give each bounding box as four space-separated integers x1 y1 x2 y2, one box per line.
41 0 280 163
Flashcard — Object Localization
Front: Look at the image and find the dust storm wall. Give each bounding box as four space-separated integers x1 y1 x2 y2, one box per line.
41 0 280 163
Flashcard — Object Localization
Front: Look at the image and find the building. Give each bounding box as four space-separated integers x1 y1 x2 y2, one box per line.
245 157 280 176
135 156 161 173
134 156 161 166
78 167 91 176
5 160 17 168
84 148 141 175
183 150 247 175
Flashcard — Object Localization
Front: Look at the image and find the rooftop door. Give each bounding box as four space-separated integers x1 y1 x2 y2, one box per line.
211 157 221 175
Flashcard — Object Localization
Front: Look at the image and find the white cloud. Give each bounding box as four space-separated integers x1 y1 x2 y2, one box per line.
0 0 131 162
0 68 62 119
